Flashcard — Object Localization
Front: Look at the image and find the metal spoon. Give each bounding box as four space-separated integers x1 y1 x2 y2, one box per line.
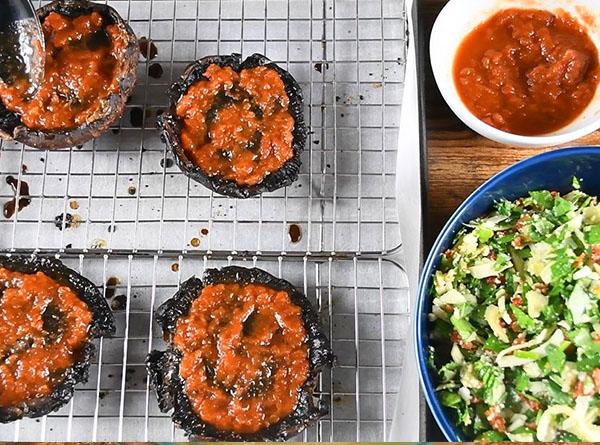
0 0 44 95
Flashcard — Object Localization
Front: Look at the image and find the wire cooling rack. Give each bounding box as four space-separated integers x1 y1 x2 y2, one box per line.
0 0 406 256
0 0 410 441
0 254 409 442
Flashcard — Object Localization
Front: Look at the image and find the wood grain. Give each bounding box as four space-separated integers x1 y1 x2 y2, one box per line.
421 1 600 242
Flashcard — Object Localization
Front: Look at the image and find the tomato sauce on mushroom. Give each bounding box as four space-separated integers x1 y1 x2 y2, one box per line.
0 268 92 407
172 282 309 434
175 64 295 186
454 9 600 136
0 11 128 131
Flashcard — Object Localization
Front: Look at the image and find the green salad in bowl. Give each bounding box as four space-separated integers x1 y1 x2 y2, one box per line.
428 179 600 442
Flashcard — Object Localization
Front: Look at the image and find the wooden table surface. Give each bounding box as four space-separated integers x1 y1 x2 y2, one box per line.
420 0 600 245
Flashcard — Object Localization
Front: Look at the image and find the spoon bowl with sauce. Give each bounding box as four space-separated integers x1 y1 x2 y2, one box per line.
0 0 45 96
430 0 600 147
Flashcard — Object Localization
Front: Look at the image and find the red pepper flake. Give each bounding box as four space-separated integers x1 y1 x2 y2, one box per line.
513 332 526 345
450 330 474 350
508 312 522 333
572 381 592 397
443 304 454 314
593 368 600 392
485 275 506 286
574 253 586 268
485 406 507 433
444 249 454 259
592 245 600 264
592 332 600 343
511 295 523 306
533 282 549 294
518 393 540 412
515 214 531 231
451 330 461 344
513 236 524 248
510 321 523 333
485 276 497 285
462 341 475 350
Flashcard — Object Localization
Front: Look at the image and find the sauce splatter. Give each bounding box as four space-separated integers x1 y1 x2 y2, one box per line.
138 37 158 60
104 277 120 300
3 176 31 219
314 62 329 73
200 228 209 236
109 294 127 311
148 62 163 79
190 237 200 247
288 224 302 243
54 213 73 230
130 107 144 127
171 263 179 272
160 157 174 168
127 185 137 195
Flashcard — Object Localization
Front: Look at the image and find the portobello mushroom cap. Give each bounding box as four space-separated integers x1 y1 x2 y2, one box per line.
146 266 333 441
0 255 115 422
0 0 139 149
158 53 308 198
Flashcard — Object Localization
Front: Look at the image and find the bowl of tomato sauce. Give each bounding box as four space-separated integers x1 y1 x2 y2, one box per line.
430 0 600 147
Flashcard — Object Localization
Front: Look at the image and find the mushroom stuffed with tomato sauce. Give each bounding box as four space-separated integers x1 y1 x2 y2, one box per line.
0 0 139 149
159 54 307 198
147 266 333 441
0 256 114 422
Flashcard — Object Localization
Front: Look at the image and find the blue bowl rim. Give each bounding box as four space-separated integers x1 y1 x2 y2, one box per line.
415 145 600 441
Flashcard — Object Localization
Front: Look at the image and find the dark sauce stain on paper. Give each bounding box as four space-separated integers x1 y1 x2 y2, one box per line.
288 224 302 243
3 176 31 219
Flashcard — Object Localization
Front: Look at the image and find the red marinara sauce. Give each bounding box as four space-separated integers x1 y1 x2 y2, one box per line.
175 64 295 186
172 282 309 434
0 268 92 407
0 11 128 131
454 9 600 136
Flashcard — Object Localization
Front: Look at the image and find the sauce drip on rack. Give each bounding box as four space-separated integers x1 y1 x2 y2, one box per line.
288 223 302 243
3 175 30 219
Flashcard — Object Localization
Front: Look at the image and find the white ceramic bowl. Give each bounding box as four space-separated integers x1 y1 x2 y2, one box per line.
430 0 600 148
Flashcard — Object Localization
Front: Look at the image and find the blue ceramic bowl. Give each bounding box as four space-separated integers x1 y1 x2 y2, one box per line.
416 146 600 441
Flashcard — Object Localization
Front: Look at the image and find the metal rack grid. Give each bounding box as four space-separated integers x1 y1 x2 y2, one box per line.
0 254 410 442
0 0 406 256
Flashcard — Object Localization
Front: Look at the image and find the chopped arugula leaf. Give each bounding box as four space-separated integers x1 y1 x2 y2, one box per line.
585 226 600 244
545 344 566 371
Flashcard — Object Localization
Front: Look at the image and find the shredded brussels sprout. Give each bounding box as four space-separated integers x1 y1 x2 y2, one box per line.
429 184 600 441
